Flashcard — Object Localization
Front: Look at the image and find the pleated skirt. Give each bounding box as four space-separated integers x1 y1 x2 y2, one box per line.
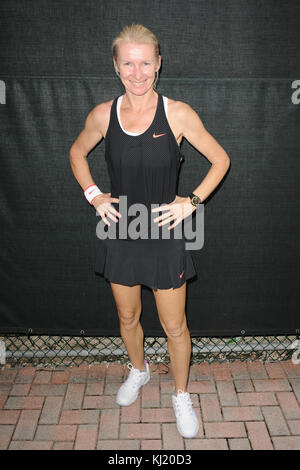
95 237 197 291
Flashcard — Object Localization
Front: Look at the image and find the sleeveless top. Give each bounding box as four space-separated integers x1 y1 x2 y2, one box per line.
104 92 185 241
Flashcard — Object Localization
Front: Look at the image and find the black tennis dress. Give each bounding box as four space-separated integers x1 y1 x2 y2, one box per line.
94 91 197 290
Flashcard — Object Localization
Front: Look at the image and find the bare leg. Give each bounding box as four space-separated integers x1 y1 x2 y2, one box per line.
152 282 191 393
110 282 145 370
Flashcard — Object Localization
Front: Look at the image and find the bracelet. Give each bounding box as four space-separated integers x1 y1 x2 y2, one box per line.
84 184 103 205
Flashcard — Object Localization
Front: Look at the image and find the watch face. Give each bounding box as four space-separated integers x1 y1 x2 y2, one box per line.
192 196 201 205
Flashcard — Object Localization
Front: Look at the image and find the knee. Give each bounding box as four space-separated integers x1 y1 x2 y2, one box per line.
164 319 188 339
118 309 141 329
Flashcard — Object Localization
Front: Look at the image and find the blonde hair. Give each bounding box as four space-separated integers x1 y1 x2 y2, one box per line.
112 23 160 60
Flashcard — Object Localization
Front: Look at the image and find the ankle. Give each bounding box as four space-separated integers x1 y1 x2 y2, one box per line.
133 359 147 372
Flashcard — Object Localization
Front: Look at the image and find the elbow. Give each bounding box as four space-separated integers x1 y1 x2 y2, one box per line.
69 150 85 171
69 144 76 161
69 145 86 162
69 150 76 162
69 143 78 160
218 155 230 175
224 154 231 169
69 151 77 168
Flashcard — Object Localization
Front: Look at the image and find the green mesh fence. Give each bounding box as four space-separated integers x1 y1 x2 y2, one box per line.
0 335 297 368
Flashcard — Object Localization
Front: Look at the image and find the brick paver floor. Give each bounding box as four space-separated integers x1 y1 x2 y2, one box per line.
1 359 300 450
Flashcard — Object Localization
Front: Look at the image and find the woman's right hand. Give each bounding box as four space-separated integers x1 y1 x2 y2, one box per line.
92 192 122 226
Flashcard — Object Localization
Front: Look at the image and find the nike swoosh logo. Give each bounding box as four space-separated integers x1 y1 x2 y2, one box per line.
153 133 166 138
88 189 96 195
179 270 184 278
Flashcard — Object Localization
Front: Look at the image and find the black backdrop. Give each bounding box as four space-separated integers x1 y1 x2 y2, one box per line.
0 0 299 336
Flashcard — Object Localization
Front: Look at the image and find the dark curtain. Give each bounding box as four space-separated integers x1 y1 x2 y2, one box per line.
0 0 299 336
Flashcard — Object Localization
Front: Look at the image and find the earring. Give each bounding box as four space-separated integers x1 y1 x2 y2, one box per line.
115 70 120 78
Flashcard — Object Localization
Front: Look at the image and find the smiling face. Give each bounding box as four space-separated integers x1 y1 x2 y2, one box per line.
113 41 161 96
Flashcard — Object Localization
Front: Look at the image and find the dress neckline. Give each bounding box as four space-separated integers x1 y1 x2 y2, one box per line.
116 92 160 137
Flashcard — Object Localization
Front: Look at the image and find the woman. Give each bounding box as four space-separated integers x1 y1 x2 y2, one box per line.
69 24 230 439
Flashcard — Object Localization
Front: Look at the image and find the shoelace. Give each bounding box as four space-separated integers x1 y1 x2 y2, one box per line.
124 363 147 389
173 389 194 417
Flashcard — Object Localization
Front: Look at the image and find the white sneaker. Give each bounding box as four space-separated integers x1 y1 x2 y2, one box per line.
116 360 150 406
172 389 199 438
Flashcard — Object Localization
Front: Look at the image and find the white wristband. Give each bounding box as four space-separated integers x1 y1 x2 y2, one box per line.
84 184 103 205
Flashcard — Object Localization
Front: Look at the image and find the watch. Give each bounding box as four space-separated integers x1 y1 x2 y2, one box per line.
188 192 202 207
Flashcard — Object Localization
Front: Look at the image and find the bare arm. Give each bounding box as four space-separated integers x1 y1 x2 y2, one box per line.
69 102 109 191
174 101 231 203
69 101 121 225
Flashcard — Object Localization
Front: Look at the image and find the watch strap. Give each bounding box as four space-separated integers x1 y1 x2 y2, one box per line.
188 192 202 205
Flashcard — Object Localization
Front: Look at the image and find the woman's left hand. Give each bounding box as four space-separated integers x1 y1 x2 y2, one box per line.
152 195 196 230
